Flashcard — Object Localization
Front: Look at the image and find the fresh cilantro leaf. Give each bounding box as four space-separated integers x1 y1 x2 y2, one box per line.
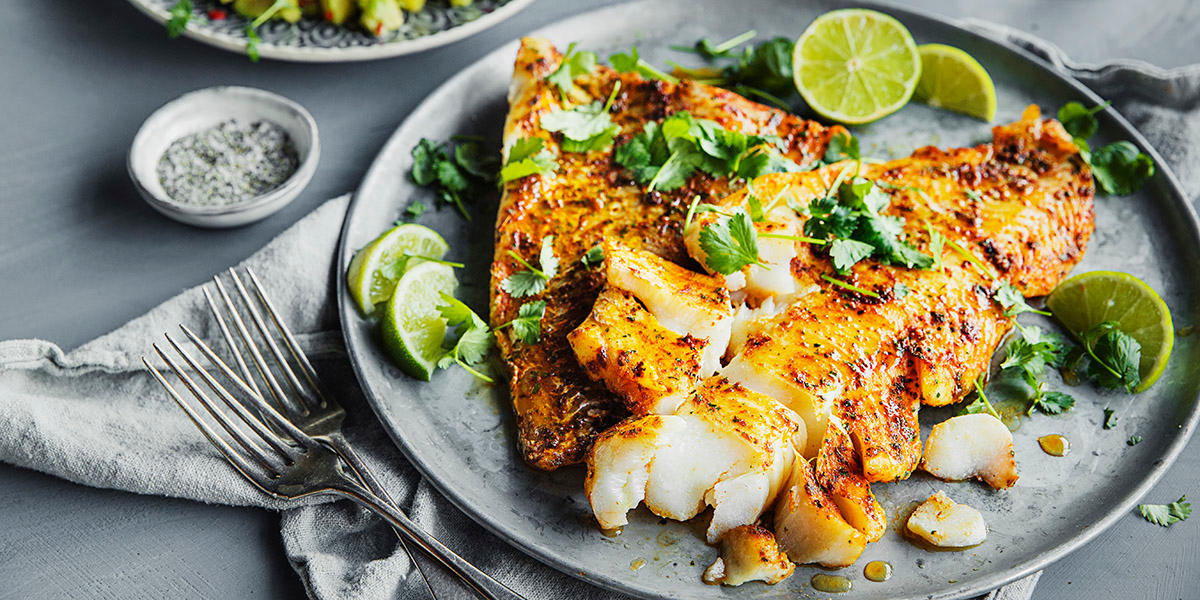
609 46 679 83
965 189 983 202
1103 407 1119 429
1128 434 1143 446
435 159 469 192
454 140 497 180
1091 141 1155 195
542 83 621 152
500 237 558 298
721 37 795 96
1057 101 1109 140
859 214 934 269
893 282 910 299
746 193 765 222
581 245 604 267
926 223 946 271
994 282 1051 317
500 270 545 298
1001 325 1071 375
1032 390 1075 415
411 139 442 185
699 212 760 275
436 293 494 382
735 146 805 179
167 0 193 38
1081 321 1142 392
546 43 598 102
829 238 874 272
959 376 1000 420
1138 496 1191 527
402 201 426 220
823 132 860 163
498 300 546 345
501 137 558 183
646 137 703 191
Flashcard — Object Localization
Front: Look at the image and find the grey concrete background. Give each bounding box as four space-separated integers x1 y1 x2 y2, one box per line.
1 0 1196 598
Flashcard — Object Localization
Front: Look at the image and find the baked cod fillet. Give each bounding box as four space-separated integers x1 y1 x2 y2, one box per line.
490 38 844 470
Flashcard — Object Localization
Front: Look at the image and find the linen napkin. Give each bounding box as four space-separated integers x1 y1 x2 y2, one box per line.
2 21 1198 600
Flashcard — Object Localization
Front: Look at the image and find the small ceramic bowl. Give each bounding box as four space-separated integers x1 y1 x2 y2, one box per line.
128 86 319 228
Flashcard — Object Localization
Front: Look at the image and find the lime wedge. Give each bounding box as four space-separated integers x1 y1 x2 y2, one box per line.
381 261 458 381
347 223 450 315
1046 271 1174 392
792 8 922 125
913 44 997 121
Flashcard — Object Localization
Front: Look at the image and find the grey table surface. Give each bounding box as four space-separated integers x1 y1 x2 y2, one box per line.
1 1 1197 598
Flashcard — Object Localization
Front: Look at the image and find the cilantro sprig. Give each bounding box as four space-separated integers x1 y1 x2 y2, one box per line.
580 245 604 267
999 326 1077 415
500 137 558 183
667 32 796 108
1057 101 1155 195
1079 321 1142 392
166 0 193 38
614 110 802 192
546 43 598 103
959 375 1001 420
542 82 621 153
670 30 758 60
698 212 763 275
801 172 932 273
609 46 679 83
436 293 494 383
1138 496 1191 527
411 137 496 220
244 0 295 62
500 236 559 298
496 300 547 345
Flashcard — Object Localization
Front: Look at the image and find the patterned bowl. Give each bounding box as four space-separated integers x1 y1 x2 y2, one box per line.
125 0 536 62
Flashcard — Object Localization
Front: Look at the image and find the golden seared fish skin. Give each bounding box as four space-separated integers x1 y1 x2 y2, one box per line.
711 105 1093 485
491 38 842 470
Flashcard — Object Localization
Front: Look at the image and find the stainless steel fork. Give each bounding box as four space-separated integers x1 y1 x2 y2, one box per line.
143 282 525 600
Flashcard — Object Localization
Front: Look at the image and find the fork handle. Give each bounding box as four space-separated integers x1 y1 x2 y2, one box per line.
335 486 526 600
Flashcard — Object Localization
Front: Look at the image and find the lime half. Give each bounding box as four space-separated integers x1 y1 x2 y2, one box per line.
1046 271 1174 392
913 44 997 121
381 261 458 381
347 223 450 315
792 8 922 125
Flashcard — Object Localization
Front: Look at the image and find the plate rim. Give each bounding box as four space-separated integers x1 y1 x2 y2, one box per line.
123 0 536 63
335 2 1200 598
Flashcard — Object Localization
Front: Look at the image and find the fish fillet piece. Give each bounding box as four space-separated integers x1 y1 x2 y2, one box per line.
815 419 887 541
922 413 1018 489
585 377 801 542
772 458 868 568
702 524 795 586
706 105 1093 483
906 491 988 547
567 287 704 416
492 37 842 470
603 241 732 375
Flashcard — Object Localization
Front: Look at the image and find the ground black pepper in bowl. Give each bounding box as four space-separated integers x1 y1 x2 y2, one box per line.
156 119 299 207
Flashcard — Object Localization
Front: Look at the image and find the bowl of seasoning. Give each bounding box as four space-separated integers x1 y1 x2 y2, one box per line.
128 86 319 228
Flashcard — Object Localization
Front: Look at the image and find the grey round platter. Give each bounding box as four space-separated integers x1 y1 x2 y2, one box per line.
126 0 534 62
336 1 1200 598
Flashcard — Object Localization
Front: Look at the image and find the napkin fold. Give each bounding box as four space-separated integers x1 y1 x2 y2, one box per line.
2 20 1197 600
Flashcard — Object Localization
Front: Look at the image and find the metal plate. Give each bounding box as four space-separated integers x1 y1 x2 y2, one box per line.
125 0 534 63
337 1 1200 598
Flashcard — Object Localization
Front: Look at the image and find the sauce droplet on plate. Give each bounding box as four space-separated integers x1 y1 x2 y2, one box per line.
1039 434 1070 456
863 560 893 582
629 558 646 571
811 573 853 593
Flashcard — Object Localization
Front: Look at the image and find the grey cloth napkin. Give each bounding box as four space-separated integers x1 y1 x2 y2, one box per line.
1 21 1197 600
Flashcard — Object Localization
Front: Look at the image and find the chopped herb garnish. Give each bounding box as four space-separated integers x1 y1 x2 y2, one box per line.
699 212 761 275
893 282 911 299
244 0 293 62
823 132 860 163
994 282 1052 317
500 236 559 298
436 293 494 383
1103 407 1119 429
166 0 193 38
671 30 758 59
613 110 801 191
411 137 494 220
496 300 547 345
581 244 604 267
1080 321 1142 392
960 375 1001 420
1128 434 1143 446
609 46 679 83
1138 496 1190 527
542 82 622 153
402 201 427 220
1057 101 1110 140
546 43 598 103
802 174 932 273
500 137 558 183
1090 141 1156 196
821 274 880 299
